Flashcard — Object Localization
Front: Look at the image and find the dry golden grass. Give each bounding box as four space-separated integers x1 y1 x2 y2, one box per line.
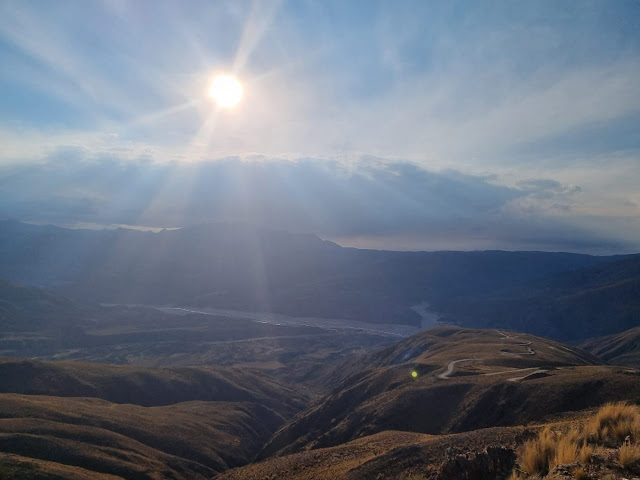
572 466 588 480
585 402 640 445
552 427 580 467
519 426 556 476
619 443 640 469
578 443 594 464
513 403 640 478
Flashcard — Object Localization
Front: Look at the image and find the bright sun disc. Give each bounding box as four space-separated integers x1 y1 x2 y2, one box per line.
209 75 243 108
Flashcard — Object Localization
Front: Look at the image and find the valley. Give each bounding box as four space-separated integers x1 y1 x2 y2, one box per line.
0 222 639 479
1 298 640 479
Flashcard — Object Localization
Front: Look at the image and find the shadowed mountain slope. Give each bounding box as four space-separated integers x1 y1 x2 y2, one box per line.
0 277 89 332
434 255 640 340
581 326 640 367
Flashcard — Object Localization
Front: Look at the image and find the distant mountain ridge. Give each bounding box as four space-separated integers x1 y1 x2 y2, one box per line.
1 220 637 340
433 254 640 340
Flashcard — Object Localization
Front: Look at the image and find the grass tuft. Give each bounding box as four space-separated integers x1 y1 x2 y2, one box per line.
585 402 640 446
619 443 640 469
578 443 594 464
552 427 580 467
519 427 555 476
572 466 588 480
514 402 640 478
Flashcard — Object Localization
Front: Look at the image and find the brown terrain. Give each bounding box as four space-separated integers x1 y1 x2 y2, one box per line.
258 327 640 458
2 322 640 479
2 273 640 479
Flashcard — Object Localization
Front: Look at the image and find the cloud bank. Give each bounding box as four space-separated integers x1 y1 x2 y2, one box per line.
1 154 637 254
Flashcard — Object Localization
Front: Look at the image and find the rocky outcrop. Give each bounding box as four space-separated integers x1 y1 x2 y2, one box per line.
435 447 516 480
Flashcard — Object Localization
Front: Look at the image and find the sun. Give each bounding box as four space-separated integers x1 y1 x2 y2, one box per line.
209 75 243 108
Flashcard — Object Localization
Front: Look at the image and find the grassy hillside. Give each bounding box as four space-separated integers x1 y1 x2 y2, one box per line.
216 402 640 480
0 357 306 414
215 426 533 480
259 328 640 458
0 393 283 479
0 329 639 479
0 355 310 479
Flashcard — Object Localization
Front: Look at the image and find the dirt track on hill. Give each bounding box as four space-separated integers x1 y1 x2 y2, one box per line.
437 330 545 381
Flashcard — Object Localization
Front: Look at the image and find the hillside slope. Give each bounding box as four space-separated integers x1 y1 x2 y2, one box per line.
0 393 281 479
0 357 306 414
581 326 640 367
216 426 533 480
260 328 640 458
0 356 308 479
435 255 640 340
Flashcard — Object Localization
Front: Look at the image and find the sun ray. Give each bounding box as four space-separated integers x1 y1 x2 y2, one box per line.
232 0 283 74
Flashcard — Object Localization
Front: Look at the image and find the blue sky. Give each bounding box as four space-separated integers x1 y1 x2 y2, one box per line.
0 0 639 252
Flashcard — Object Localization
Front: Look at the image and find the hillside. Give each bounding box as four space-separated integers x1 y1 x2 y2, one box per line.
0 357 306 414
0 356 308 479
215 426 533 480
259 328 640 458
0 393 281 479
1 327 640 479
433 254 640 340
581 326 640 367
0 277 89 332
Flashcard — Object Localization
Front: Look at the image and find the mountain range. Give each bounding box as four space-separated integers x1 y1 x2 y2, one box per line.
1 220 638 341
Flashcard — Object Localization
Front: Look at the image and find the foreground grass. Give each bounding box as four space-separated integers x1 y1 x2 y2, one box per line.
512 402 640 479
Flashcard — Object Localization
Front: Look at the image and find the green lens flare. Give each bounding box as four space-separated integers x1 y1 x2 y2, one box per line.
411 370 418 378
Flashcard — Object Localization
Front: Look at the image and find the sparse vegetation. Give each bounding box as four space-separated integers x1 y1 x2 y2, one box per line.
513 402 640 478
519 427 556 476
585 402 640 445
578 442 594 464
619 443 640 469
553 427 581 466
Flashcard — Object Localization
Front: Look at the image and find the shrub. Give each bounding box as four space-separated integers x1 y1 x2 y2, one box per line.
519 427 556 476
552 428 581 467
585 402 640 446
507 403 640 478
